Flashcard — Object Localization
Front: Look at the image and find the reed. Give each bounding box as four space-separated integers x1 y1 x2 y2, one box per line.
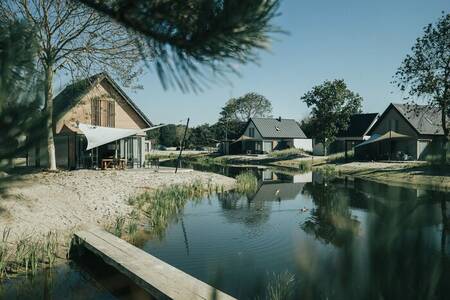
261 271 296 300
298 160 312 171
236 172 258 194
0 229 60 279
127 180 217 238
0 228 11 277
317 165 339 177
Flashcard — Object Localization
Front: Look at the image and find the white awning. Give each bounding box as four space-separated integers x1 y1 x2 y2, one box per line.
355 131 412 148
78 123 166 150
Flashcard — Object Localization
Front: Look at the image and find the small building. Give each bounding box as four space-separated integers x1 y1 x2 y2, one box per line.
330 113 379 156
237 117 312 154
27 72 153 169
355 103 444 160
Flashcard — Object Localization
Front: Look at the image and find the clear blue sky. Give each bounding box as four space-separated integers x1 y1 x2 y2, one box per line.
110 1 450 126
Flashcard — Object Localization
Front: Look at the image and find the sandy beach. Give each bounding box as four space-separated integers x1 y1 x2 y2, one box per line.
0 168 235 242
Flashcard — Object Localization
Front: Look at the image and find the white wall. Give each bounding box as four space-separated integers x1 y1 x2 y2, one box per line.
294 138 312 152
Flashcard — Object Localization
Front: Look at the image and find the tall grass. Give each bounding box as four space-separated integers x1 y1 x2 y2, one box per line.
256 271 296 300
0 229 59 278
267 148 306 160
126 180 220 239
326 150 354 163
316 165 339 177
298 160 312 171
236 172 258 194
105 209 141 241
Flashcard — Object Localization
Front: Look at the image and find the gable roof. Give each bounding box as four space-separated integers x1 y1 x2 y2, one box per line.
370 103 443 136
250 117 307 139
53 72 152 127
337 113 379 138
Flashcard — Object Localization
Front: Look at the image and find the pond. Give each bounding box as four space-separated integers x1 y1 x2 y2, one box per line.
2 163 449 299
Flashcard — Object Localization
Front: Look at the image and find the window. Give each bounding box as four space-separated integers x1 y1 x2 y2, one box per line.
91 98 101 125
249 127 255 137
91 98 115 127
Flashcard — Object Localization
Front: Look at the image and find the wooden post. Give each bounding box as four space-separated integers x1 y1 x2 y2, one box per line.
344 140 348 162
175 118 190 173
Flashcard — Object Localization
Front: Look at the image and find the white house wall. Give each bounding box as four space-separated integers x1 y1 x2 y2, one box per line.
294 138 313 152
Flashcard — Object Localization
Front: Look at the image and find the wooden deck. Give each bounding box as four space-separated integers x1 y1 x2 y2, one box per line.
74 229 236 300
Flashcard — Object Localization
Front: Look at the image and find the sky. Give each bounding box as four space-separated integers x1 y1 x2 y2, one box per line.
66 0 450 127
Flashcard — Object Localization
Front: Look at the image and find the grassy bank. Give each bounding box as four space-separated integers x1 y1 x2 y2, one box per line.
328 161 450 191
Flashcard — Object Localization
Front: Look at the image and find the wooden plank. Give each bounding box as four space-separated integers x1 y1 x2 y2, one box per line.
74 229 236 300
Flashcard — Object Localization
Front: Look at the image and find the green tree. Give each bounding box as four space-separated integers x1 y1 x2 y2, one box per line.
394 13 450 164
159 124 178 147
215 92 272 140
222 92 273 122
188 124 215 148
301 79 362 154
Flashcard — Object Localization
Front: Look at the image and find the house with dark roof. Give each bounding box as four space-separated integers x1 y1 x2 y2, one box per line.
230 117 312 154
27 72 153 169
355 103 444 160
328 113 379 155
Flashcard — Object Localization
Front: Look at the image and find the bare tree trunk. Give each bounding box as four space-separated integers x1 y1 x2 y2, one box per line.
45 63 56 170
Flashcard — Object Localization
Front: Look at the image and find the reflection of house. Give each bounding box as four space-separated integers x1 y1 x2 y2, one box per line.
355 103 444 160
237 117 312 154
27 73 153 169
250 182 305 202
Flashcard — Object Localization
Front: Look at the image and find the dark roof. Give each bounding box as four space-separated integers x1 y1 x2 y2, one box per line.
337 113 379 137
53 72 153 127
392 103 443 135
250 117 307 139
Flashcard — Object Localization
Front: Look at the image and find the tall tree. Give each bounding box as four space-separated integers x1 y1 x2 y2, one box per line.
215 92 272 140
188 124 215 148
77 0 282 92
301 79 362 154
394 13 450 164
159 124 178 147
0 0 146 170
222 92 273 122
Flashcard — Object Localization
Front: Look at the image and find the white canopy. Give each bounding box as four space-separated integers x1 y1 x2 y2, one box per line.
78 123 166 150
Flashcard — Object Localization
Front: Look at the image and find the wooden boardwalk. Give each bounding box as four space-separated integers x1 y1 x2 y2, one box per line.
74 229 236 300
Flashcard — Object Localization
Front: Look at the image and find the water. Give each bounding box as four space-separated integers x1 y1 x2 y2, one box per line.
140 167 449 299
2 163 449 299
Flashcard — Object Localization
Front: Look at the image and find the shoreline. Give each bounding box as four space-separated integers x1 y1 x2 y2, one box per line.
0 168 235 245
185 153 450 191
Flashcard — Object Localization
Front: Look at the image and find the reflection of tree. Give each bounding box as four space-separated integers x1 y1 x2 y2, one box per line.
297 180 450 300
301 182 360 247
218 191 271 226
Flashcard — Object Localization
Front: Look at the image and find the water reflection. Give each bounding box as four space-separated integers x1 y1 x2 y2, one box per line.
3 165 449 300
143 166 449 299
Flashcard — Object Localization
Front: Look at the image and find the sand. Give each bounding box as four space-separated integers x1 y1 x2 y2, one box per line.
0 168 235 242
